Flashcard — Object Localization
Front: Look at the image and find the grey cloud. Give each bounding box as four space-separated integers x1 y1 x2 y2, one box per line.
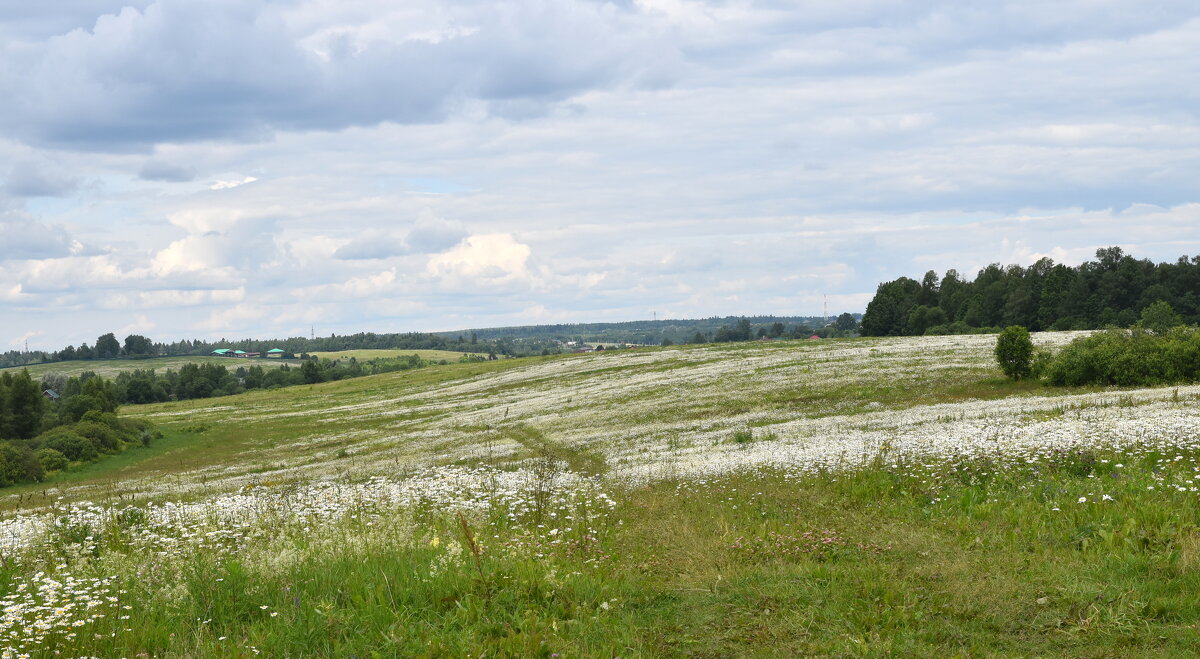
334 230 409 260
0 215 77 260
138 160 196 182
2 163 79 197
333 216 466 259
0 0 669 151
406 216 466 254
0 1 152 42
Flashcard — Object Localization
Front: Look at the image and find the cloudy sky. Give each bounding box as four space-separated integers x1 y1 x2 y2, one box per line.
2 1 1199 349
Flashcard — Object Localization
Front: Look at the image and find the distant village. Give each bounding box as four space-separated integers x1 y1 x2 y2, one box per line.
210 348 290 358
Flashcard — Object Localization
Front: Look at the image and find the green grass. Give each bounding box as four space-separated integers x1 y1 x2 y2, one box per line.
11 447 1200 657
4 334 1200 656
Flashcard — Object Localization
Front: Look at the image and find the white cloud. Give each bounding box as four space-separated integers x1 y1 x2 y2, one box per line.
9 330 42 347
1 2 1200 348
209 177 258 190
115 314 156 337
427 233 531 285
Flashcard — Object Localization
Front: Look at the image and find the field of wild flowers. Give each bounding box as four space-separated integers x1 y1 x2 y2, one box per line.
3 332 1200 656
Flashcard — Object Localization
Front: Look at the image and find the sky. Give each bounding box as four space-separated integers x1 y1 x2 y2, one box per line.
1 0 1199 350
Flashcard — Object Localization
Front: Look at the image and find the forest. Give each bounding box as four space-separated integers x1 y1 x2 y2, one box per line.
0 370 158 486
861 247 1200 336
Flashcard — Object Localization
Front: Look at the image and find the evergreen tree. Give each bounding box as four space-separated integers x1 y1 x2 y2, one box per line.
7 370 44 439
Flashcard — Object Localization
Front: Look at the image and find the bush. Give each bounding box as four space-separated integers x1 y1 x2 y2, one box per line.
35 447 69 473
995 326 1034 380
1139 301 1183 335
72 421 123 454
43 431 100 462
0 442 44 486
1044 327 1200 387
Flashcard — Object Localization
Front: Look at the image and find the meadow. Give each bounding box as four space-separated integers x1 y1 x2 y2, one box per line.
306 349 484 362
2 333 1200 656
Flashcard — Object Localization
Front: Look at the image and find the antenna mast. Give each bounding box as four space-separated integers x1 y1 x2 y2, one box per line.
823 295 828 326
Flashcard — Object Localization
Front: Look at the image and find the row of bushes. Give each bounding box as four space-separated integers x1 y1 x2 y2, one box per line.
1041 326 1200 387
0 411 160 487
995 323 1200 387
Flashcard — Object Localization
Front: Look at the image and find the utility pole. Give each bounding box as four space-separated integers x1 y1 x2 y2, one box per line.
823 295 828 326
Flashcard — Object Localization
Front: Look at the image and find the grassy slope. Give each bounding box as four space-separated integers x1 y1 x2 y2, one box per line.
4 334 1200 656
306 348 482 361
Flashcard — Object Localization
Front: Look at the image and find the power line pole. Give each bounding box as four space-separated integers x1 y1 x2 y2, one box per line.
823 295 828 326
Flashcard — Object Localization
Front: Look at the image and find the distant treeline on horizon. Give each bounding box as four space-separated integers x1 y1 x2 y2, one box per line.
0 315 863 370
861 247 1200 337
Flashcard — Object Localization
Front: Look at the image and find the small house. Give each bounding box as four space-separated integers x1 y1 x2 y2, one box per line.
42 389 60 401
211 348 232 356
266 348 286 358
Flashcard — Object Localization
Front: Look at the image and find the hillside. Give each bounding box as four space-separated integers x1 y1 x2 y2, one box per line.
2 335 1200 655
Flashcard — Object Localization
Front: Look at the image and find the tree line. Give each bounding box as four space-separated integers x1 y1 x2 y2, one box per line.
0 331 509 369
84 353 446 405
0 370 158 487
861 247 1200 337
437 315 860 347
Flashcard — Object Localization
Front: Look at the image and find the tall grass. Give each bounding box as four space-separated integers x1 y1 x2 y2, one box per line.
3 443 1199 656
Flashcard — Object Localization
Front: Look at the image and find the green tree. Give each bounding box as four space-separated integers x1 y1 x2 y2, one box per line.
6 370 44 439
862 277 921 336
123 334 155 356
95 333 121 359
301 359 323 384
905 305 947 335
833 313 858 332
0 374 11 438
995 326 1034 380
1139 300 1183 335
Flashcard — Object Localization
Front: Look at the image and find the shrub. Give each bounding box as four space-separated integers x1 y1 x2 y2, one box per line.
1139 300 1183 335
35 447 69 473
995 326 1034 380
43 432 100 462
732 429 754 444
1044 327 1200 387
72 421 123 454
0 442 44 486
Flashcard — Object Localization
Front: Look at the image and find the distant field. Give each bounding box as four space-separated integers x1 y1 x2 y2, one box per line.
307 348 481 361
0 355 300 379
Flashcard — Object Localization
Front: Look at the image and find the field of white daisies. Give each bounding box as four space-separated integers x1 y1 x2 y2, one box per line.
3 332 1200 656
